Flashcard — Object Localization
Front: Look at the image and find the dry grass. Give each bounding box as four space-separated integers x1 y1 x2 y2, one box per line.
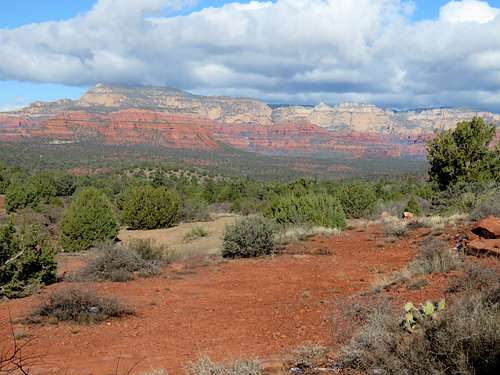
186 356 262 375
287 344 329 373
409 238 463 275
277 225 341 245
30 287 134 324
380 216 408 237
372 268 412 293
183 226 209 242
339 284 500 374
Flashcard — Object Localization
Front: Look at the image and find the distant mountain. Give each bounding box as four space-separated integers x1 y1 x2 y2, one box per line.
1 84 499 159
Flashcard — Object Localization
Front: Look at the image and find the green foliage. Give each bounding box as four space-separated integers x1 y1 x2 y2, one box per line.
403 299 446 332
120 185 180 230
336 182 377 218
60 187 118 252
0 162 11 193
4 172 61 212
222 215 277 258
404 195 421 216
268 193 346 229
428 117 500 190
0 221 57 298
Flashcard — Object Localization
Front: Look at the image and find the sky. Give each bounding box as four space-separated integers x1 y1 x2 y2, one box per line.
1 0 500 112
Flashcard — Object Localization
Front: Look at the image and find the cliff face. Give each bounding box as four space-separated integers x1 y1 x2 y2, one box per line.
1 84 499 158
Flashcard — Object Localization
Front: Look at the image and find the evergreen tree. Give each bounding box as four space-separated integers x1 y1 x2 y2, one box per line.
428 117 500 190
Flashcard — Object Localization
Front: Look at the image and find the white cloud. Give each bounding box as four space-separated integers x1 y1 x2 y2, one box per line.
440 0 499 24
0 0 500 111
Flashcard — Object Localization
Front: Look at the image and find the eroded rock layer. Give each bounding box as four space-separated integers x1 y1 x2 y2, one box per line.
1 84 499 158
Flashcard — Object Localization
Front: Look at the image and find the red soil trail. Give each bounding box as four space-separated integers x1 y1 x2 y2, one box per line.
0 226 442 375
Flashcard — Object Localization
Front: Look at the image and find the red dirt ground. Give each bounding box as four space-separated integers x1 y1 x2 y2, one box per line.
0 225 461 375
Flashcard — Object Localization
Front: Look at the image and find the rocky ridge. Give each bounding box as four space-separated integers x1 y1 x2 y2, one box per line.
1 84 499 158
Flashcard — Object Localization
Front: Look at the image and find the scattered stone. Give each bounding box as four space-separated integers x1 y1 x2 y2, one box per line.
471 216 500 239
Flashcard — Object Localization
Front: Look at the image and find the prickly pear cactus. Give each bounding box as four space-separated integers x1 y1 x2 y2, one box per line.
402 299 445 332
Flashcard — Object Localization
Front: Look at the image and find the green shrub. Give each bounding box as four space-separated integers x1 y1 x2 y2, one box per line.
0 221 57 298
268 193 345 229
222 215 277 258
31 287 134 323
60 187 118 252
5 176 56 213
404 195 421 216
0 162 11 194
120 185 180 230
336 182 377 219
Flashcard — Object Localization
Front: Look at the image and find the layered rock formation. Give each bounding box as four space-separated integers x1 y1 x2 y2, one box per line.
1 84 499 158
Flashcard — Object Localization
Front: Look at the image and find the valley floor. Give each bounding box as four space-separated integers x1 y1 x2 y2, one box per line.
0 222 487 375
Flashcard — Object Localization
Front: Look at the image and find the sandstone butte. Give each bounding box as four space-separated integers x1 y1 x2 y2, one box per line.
1 84 499 158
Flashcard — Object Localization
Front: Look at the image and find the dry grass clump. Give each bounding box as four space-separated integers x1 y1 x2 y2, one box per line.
339 284 500 374
409 238 463 275
30 287 134 324
411 214 467 231
287 344 329 373
372 268 412 293
277 225 341 245
448 263 499 294
186 356 262 375
183 226 209 242
380 216 408 237
71 240 169 282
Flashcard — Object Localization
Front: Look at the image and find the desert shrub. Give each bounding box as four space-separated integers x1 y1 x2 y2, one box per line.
409 238 462 275
428 117 500 190
0 221 57 298
187 356 262 375
267 193 345 229
180 196 210 222
336 182 377 219
371 199 407 219
60 187 118 252
448 263 499 294
74 242 164 282
222 215 277 258
339 286 500 374
287 344 328 373
121 185 180 230
404 195 421 216
184 226 209 242
470 188 500 220
381 216 408 237
31 287 134 323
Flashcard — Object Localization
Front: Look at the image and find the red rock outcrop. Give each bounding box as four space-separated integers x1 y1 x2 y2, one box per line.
1 84 498 158
472 216 500 239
